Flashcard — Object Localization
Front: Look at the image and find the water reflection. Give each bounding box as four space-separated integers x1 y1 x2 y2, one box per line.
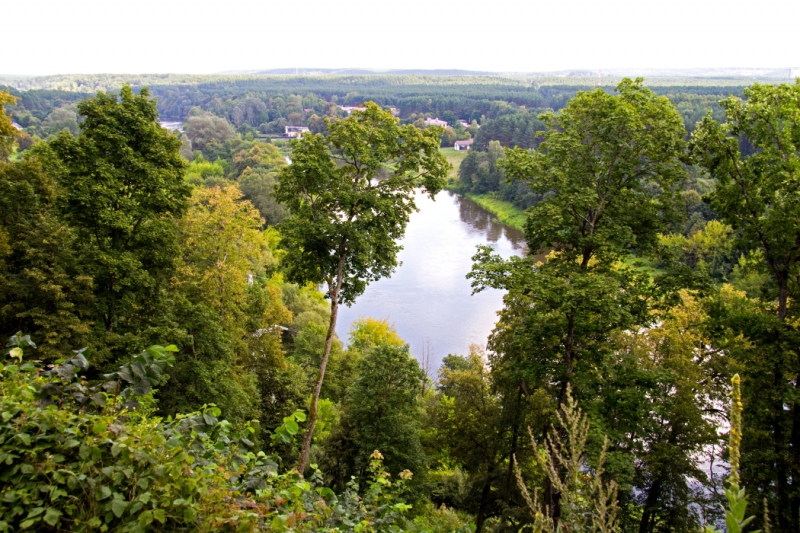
335 190 526 370
456 192 527 250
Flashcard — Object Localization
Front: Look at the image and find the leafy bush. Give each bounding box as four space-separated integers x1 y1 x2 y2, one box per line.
0 334 412 532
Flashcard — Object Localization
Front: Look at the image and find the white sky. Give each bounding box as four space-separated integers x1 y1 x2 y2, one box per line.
4 0 799 75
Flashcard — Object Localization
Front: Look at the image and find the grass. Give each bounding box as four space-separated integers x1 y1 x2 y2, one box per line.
439 147 468 182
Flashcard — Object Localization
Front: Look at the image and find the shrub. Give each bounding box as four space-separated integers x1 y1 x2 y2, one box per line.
0 333 411 532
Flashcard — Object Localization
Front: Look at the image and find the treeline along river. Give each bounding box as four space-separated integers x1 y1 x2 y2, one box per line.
335 190 526 369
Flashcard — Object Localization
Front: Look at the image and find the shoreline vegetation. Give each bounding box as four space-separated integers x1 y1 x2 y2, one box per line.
462 193 526 229
440 147 527 230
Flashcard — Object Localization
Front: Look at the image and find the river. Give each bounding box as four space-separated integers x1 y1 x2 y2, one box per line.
335 190 526 371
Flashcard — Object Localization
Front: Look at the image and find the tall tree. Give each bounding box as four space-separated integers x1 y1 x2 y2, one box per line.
690 80 800 531
470 79 687 520
49 85 189 365
472 78 686 406
275 102 448 473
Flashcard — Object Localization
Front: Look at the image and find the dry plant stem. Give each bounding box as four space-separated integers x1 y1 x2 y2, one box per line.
516 385 619 533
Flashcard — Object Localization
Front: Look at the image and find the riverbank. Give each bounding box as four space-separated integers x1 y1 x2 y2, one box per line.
463 193 526 230
439 147 527 230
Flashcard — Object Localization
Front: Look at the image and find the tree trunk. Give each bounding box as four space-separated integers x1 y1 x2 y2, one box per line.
638 476 663 533
475 470 494 533
297 263 344 473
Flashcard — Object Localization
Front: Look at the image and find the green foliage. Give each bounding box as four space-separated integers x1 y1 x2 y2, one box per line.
184 154 226 187
323 344 426 490
0 90 19 159
0 337 415 532
503 78 686 263
658 220 735 281
49 85 190 362
691 80 800 318
0 152 94 360
691 80 800 530
429 346 514 531
272 409 308 444
348 317 405 352
184 113 236 155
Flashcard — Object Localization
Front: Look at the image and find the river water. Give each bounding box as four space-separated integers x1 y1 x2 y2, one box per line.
335 190 526 370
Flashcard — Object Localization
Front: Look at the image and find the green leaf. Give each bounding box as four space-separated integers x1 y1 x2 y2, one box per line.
138 510 153 526
43 508 62 526
294 410 307 422
111 499 128 518
153 508 166 524
17 433 30 446
98 486 112 500
9 347 23 362
183 506 197 522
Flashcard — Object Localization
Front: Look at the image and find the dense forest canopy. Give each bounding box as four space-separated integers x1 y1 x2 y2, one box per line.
2 74 800 533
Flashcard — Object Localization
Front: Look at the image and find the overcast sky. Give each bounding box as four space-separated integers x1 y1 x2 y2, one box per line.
5 0 799 75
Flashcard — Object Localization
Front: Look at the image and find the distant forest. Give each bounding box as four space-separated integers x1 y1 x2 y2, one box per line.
0 74 753 227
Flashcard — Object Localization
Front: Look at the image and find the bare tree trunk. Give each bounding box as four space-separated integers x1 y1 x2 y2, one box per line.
297 257 345 474
297 292 339 473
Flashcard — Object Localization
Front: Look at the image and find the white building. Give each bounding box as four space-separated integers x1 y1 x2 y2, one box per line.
424 117 448 128
284 126 310 138
339 105 367 116
454 139 474 151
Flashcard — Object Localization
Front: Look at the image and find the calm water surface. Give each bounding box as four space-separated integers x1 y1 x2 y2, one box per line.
335 190 526 369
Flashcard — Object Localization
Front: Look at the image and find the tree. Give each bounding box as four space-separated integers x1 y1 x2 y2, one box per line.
275 102 449 473
238 167 288 226
473 78 686 406
690 80 800 531
432 347 510 533
184 113 236 154
0 90 19 159
690 81 800 321
470 79 687 521
177 185 273 329
0 150 93 360
322 343 426 489
602 292 722 533
49 85 189 365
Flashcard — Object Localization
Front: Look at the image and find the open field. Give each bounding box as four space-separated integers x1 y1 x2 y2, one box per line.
439 147 468 182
